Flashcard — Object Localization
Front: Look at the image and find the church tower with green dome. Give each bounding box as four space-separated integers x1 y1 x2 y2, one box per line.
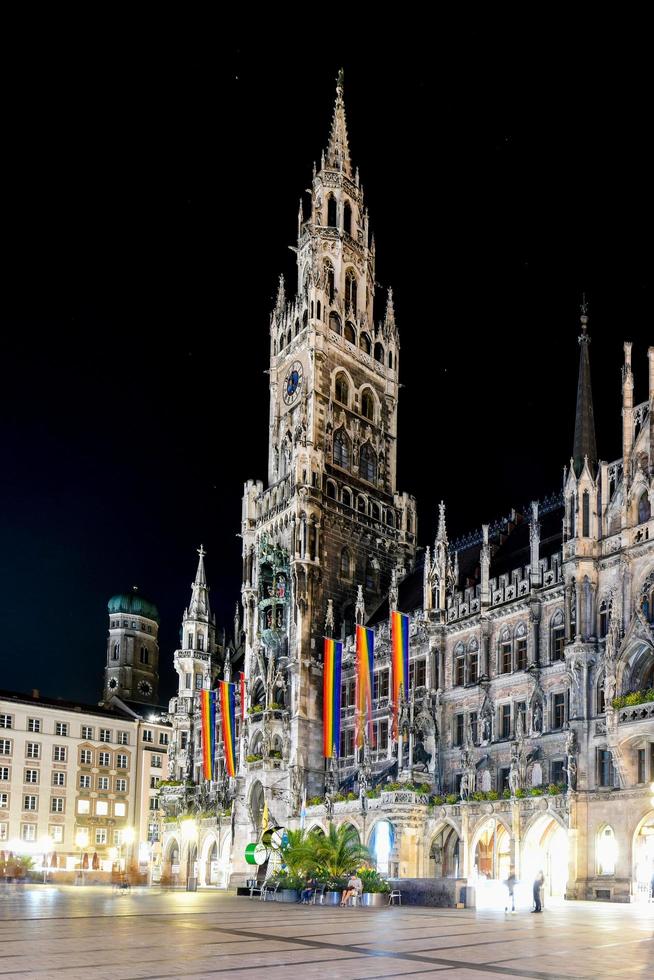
104 588 160 704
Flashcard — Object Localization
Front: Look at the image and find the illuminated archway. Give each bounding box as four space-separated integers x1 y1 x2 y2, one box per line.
472 818 511 881
522 814 568 898
631 811 654 901
368 820 395 876
428 823 460 877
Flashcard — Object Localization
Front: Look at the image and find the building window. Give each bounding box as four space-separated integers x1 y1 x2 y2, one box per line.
378 719 389 747
551 625 565 661
140 646 149 664
98 752 110 767
0 740 11 756
515 638 528 671
55 722 68 737
0 822 7 840
117 731 129 745
116 754 128 769
582 490 590 537
81 726 93 740
95 829 108 845
0 767 8 781
638 748 646 784
335 374 349 405
112 643 120 660
333 429 350 469
501 642 512 674
23 795 37 811
116 778 127 792
361 390 374 422
552 693 566 730
150 755 162 769
327 194 337 227
53 746 67 762
455 656 465 687
195 674 203 690
50 797 64 813
114 802 126 817
409 660 426 689
158 732 169 746
80 749 92 765
149 776 159 789
149 797 160 811
180 732 188 750
100 729 111 743
359 442 377 482
49 825 64 843
21 824 37 842
0 715 13 729
469 651 479 683
598 749 614 787
499 767 510 793
96 800 108 816
0 794 8 809
52 771 65 787
455 714 464 747
98 776 109 790
77 799 90 815
26 743 40 759
470 712 478 745
24 769 38 784
79 775 91 789
143 730 153 744
500 704 511 739
27 719 41 733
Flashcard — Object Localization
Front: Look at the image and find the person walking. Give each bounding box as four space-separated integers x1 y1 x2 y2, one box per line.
504 873 517 912
532 870 545 912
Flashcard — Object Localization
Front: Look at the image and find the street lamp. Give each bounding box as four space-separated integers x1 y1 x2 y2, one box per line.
180 818 198 891
75 829 89 885
121 827 135 874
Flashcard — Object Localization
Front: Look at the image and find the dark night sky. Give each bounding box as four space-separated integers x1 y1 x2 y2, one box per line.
1 30 651 704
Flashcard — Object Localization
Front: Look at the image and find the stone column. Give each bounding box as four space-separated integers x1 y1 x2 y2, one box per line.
564 583 572 642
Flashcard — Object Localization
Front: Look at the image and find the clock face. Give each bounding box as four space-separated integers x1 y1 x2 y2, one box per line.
138 680 152 696
283 360 304 406
108 678 118 690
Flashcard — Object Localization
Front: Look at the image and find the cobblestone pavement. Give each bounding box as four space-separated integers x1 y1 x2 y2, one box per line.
1 885 654 979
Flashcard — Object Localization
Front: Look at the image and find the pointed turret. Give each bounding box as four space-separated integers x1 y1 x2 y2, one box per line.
325 69 352 176
275 274 286 313
572 298 597 477
187 544 210 621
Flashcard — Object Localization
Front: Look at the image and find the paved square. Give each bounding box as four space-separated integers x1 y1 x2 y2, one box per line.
1 886 654 979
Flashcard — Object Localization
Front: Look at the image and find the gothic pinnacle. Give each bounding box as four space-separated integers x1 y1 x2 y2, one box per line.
325 67 352 176
572 297 597 477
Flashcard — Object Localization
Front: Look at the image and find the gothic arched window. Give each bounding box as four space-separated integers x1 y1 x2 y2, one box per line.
365 558 377 591
334 373 349 405
316 300 321 320
333 429 350 469
139 646 149 665
345 270 357 312
327 195 337 227
582 490 590 537
324 261 335 303
340 547 351 578
361 389 375 421
344 321 356 344
326 480 337 499
112 643 120 661
357 496 367 515
329 311 342 335
551 609 565 661
374 342 384 363
385 509 395 528
360 442 377 483
598 598 610 638
639 491 651 525
597 825 616 875
388 351 393 369
286 329 291 347
295 318 300 336
359 332 371 354
342 488 352 508
343 201 352 235
370 502 380 521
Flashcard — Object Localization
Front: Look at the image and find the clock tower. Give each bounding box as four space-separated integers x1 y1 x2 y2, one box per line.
239 71 417 822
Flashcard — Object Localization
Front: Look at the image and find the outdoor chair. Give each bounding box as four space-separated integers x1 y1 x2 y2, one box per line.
388 889 402 906
311 884 327 905
261 880 279 901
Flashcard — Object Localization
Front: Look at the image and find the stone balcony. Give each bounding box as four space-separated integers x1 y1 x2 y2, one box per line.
617 701 654 724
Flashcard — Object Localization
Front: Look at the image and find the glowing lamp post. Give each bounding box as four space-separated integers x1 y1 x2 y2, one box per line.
121 827 135 873
180 818 198 891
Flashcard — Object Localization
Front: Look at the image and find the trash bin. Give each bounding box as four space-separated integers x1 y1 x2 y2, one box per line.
186 876 197 892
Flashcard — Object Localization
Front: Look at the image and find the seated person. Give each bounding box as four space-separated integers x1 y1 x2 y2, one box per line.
300 876 317 903
340 873 363 906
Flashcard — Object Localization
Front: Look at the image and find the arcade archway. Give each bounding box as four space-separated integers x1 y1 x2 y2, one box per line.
472 818 511 881
632 812 654 901
368 820 395 876
523 815 567 898
428 824 460 877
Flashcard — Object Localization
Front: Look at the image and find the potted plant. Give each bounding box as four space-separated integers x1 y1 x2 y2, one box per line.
359 867 391 907
273 871 303 902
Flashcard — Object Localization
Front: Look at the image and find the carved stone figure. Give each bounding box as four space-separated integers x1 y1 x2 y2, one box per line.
508 755 520 796
532 701 542 735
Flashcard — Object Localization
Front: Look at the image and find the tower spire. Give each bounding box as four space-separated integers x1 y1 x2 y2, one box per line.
572 297 597 477
325 68 352 176
188 545 210 619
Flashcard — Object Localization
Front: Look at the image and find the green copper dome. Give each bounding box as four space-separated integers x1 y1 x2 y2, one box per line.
108 593 160 624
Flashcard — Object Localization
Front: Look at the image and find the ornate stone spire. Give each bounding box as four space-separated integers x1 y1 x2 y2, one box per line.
325 69 352 176
275 274 286 312
187 545 210 621
572 297 597 477
436 500 448 542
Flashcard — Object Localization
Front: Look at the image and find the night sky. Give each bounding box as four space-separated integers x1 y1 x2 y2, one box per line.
2 33 651 704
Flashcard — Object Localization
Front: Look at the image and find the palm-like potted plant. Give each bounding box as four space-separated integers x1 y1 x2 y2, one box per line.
359 867 391 906
313 823 371 905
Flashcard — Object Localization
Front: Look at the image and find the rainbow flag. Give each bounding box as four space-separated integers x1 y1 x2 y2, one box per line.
219 681 237 777
323 638 343 757
391 611 410 739
355 625 375 749
200 689 217 780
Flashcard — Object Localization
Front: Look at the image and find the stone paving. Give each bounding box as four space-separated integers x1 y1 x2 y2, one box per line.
1 885 654 979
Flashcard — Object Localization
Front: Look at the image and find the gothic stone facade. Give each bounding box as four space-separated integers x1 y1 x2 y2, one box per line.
160 75 654 904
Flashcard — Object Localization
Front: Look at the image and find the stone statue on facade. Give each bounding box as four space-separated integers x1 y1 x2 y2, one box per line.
531 700 543 735
565 728 577 791
508 747 521 797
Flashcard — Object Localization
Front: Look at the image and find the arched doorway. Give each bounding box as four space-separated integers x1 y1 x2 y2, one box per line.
369 820 395 876
202 837 218 887
523 815 568 899
632 812 654 901
473 818 511 881
341 822 360 843
428 824 460 877
250 781 265 835
163 839 180 885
